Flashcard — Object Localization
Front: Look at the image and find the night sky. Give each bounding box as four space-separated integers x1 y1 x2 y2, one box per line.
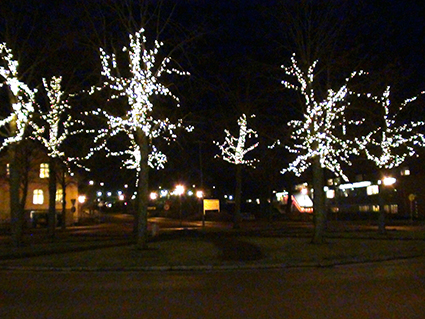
1 0 425 198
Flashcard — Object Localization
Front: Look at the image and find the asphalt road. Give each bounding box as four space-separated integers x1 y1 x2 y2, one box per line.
1 257 424 319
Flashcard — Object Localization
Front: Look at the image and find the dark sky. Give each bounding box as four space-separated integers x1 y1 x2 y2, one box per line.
1 0 425 197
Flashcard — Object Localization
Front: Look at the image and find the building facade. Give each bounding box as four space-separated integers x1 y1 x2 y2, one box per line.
0 150 80 226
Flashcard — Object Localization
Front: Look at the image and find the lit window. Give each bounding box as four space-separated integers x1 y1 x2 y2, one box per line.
401 168 410 176
326 189 335 199
391 204 398 214
367 185 379 195
40 163 49 178
359 205 369 212
33 189 44 205
56 189 63 202
6 163 9 176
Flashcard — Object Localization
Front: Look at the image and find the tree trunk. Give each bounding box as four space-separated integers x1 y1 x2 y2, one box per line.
311 156 327 244
233 164 242 229
61 170 67 230
48 157 57 239
9 143 23 248
378 186 386 234
135 128 149 250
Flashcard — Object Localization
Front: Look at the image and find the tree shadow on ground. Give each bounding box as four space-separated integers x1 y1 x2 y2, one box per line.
210 237 264 261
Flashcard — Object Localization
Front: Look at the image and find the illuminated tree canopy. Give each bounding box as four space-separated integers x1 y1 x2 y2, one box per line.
357 86 425 169
31 76 76 159
0 43 37 151
215 114 259 167
279 54 366 181
85 27 190 174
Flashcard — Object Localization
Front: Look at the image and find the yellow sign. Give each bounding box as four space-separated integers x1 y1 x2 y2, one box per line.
203 199 220 212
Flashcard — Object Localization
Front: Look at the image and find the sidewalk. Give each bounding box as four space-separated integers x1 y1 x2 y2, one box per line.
0 223 424 271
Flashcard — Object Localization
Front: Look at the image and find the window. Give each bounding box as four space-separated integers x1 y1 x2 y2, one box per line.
56 189 63 203
384 204 398 214
326 189 335 199
40 163 49 178
359 205 370 212
401 168 410 176
33 189 44 205
367 185 379 195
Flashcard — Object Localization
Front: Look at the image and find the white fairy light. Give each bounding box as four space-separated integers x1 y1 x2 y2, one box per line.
278 54 366 181
31 76 76 158
83 28 189 175
215 114 259 167
357 86 425 169
0 43 37 150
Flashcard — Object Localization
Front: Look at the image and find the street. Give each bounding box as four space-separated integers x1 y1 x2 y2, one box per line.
1 257 424 318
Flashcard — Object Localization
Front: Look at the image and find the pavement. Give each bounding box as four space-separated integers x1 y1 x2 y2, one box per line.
0 220 425 271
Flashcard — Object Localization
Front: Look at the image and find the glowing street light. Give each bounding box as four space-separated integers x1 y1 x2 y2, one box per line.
175 184 185 226
196 190 204 199
382 176 396 186
175 184 185 196
150 192 158 200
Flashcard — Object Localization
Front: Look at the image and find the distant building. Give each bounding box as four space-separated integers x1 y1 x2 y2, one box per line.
275 165 425 221
0 147 80 226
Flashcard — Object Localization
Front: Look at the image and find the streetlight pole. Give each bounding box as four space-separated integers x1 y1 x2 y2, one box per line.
175 184 185 227
196 190 204 227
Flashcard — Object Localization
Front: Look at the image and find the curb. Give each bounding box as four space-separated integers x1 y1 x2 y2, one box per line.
1 254 423 273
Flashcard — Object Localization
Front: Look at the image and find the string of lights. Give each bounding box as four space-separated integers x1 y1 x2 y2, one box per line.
0 43 37 151
215 114 259 167
357 86 425 169
278 54 367 181
81 27 191 174
30 76 74 159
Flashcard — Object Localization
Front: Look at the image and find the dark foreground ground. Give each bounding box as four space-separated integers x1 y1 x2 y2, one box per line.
0 217 424 271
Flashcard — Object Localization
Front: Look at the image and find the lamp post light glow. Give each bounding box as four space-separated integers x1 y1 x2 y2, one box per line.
175 184 185 196
196 190 204 199
150 192 158 200
78 195 86 204
175 184 185 226
382 177 396 186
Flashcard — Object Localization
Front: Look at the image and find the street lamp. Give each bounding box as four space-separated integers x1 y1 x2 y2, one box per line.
196 190 205 227
196 190 204 199
175 184 185 196
175 184 185 226
382 176 396 186
379 176 396 234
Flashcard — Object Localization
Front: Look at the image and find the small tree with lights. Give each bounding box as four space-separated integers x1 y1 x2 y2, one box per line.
277 54 367 244
0 43 37 246
356 86 425 233
215 114 259 228
86 27 189 249
31 76 81 235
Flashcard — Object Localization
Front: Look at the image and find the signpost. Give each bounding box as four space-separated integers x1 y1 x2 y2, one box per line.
202 199 220 227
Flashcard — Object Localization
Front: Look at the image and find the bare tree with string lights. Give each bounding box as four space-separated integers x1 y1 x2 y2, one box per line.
275 54 367 244
0 42 37 246
356 86 425 233
215 114 259 228
84 27 190 249
31 76 82 235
